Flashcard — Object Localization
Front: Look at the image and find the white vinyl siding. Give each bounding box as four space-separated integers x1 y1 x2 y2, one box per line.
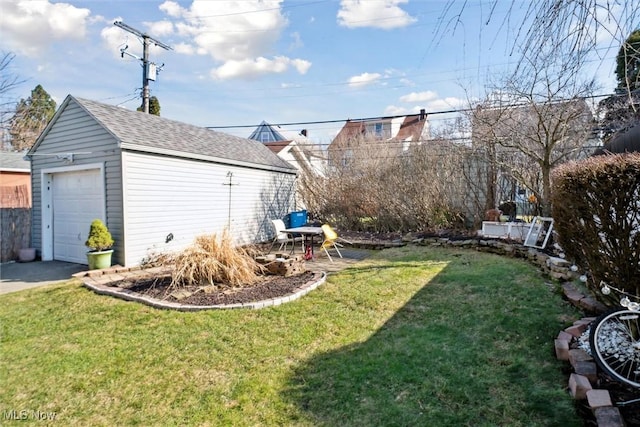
29 96 297 267
122 151 296 266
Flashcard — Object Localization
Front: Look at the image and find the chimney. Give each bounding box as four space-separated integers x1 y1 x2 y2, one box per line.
300 129 307 137
419 109 426 121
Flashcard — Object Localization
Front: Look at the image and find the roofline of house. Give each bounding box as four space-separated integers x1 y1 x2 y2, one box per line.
120 144 298 175
26 95 76 158
0 168 30 173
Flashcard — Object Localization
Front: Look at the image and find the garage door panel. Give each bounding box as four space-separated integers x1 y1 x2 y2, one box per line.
52 169 103 264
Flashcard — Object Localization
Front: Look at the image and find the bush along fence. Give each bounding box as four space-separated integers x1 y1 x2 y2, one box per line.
1 208 31 262
551 153 640 307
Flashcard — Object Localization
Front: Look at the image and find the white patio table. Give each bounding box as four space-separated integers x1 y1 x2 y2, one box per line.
283 226 323 260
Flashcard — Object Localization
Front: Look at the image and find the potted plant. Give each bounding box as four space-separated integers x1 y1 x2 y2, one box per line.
18 247 36 262
85 219 114 270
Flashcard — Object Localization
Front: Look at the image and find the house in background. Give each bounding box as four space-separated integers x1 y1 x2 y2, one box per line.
327 110 429 167
26 95 297 267
249 121 326 177
0 152 31 208
471 98 596 212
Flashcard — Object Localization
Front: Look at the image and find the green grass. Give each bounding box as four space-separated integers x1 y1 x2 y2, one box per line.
0 246 581 426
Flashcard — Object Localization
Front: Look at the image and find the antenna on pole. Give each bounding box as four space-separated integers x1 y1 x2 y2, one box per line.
114 21 172 114
222 172 239 230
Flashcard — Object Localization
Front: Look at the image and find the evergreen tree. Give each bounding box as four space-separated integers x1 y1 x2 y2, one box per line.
615 29 640 92
597 30 640 141
9 84 56 151
137 96 161 116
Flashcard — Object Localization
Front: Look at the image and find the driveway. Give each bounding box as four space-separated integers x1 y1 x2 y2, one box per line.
0 261 86 295
0 248 373 296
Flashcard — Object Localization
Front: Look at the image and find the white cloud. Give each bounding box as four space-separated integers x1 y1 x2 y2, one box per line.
145 0 311 80
211 56 311 80
338 0 416 30
159 1 184 18
424 97 468 112
385 95 468 116
289 32 303 50
145 20 174 37
384 105 409 115
348 72 382 87
399 78 415 86
400 91 439 103
0 0 91 56
173 42 197 55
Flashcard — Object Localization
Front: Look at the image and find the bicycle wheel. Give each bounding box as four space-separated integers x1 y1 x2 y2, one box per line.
590 309 640 388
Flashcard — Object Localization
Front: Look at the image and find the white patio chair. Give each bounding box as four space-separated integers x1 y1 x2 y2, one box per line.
269 219 303 254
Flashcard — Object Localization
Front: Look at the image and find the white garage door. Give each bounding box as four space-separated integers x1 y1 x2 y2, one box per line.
52 169 104 264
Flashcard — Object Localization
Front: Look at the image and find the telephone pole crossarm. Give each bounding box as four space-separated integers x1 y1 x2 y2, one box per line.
114 21 172 114
114 21 172 50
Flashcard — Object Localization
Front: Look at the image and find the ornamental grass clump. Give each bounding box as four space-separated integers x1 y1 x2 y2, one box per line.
171 231 265 288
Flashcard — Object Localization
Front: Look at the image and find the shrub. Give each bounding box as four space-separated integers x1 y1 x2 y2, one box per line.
85 219 114 252
551 153 640 306
171 231 265 288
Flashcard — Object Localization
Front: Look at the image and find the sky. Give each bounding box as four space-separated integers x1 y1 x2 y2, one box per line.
0 0 634 147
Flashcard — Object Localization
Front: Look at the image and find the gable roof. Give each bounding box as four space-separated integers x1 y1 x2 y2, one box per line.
28 95 296 174
333 120 366 142
395 115 427 141
331 113 428 146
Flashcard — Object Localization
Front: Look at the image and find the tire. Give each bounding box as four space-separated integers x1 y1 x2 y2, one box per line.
590 309 640 388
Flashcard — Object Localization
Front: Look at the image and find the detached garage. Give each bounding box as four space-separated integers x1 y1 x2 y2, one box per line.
27 95 298 266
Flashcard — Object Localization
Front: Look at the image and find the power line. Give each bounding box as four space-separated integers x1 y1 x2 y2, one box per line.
206 92 618 130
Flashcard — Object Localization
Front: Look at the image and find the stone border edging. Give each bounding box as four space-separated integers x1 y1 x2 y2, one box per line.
76 236 575 311
356 235 580 282
555 317 626 427
77 268 326 311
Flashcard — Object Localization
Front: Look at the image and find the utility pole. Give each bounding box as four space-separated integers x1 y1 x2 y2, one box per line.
114 21 172 114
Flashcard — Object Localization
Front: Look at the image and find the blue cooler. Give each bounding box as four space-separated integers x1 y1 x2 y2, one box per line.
287 210 308 228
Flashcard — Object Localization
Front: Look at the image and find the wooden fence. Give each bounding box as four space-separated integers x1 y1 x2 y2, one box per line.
0 184 31 208
1 208 31 262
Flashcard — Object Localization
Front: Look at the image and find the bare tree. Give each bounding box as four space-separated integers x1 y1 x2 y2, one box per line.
314 130 474 232
470 53 597 217
436 1 638 74
0 52 25 150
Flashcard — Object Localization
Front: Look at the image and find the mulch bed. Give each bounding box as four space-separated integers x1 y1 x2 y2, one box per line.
111 271 317 306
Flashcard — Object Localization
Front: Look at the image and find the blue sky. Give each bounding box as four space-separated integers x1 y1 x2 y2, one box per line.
0 0 631 146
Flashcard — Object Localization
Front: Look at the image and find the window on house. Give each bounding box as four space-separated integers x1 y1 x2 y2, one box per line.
342 149 353 167
365 122 390 138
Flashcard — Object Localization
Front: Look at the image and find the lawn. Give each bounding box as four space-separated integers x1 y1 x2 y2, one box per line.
0 246 582 426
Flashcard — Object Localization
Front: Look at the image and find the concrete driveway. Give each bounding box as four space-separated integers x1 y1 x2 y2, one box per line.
0 261 86 295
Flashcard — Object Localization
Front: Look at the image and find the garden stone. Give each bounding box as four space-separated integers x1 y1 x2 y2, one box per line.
587 389 613 409
569 373 592 399
593 406 625 427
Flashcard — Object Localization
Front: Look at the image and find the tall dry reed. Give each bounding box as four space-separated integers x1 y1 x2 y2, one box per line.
171 232 265 288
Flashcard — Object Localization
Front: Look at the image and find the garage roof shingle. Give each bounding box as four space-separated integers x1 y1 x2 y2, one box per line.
72 96 295 172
